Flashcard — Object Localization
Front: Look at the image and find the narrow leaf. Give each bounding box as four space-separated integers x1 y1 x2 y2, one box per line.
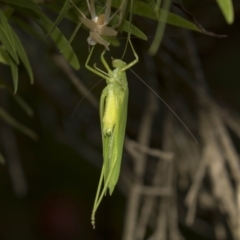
2 0 79 69
0 26 18 63
118 17 147 41
38 14 80 70
0 11 19 64
148 0 162 17
0 106 38 141
215 0 234 24
149 0 172 55
9 56 18 93
11 31 34 84
0 9 16 52
0 45 19 92
0 81 34 116
0 152 6 165
1 0 41 17
65 21 82 48
12 94 34 117
0 46 9 65
112 0 200 32
11 17 47 44
47 0 72 36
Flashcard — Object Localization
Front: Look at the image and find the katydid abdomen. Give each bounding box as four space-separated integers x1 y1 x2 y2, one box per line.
101 83 127 195
102 87 117 136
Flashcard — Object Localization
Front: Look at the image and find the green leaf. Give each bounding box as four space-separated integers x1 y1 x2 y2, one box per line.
11 31 34 84
0 46 9 65
160 10 200 32
66 21 82 48
0 10 19 64
0 25 18 63
0 9 16 50
47 0 72 36
11 17 47 44
12 94 34 117
0 81 34 116
148 0 162 18
46 0 83 23
0 106 38 141
117 16 148 41
0 152 6 165
112 0 200 32
0 45 19 92
1 0 42 17
9 56 18 93
0 9 33 77
149 0 171 55
38 14 80 70
2 0 79 69
215 0 234 24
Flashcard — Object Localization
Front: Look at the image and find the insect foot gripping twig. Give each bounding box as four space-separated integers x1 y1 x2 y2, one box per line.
85 40 138 227
69 0 125 50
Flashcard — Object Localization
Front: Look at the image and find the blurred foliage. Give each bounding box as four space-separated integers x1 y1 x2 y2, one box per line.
0 0 234 161
0 0 238 240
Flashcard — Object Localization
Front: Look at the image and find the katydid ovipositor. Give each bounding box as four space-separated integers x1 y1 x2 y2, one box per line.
85 40 138 228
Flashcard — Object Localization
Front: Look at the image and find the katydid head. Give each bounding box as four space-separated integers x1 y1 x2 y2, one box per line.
112 59 126 69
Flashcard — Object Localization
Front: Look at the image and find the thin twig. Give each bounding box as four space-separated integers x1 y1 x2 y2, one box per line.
125 138 174 160
53 54 98 108
123 91 159 240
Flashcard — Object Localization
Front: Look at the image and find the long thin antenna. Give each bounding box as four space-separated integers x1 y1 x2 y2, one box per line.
71 79 103 118
130 69 198 144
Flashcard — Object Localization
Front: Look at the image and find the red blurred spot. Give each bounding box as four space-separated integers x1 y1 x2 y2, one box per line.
38 193 83 240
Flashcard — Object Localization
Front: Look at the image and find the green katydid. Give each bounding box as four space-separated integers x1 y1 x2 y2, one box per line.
85 40 138 228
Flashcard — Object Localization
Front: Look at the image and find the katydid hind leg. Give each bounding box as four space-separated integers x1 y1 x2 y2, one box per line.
100 87 108 151
91 136 118 226
95 152 118 208
91 86 109 228
100 87 111 180
91 167 104 228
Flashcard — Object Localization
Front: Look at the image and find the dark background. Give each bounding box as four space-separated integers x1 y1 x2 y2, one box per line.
0 0 240 239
